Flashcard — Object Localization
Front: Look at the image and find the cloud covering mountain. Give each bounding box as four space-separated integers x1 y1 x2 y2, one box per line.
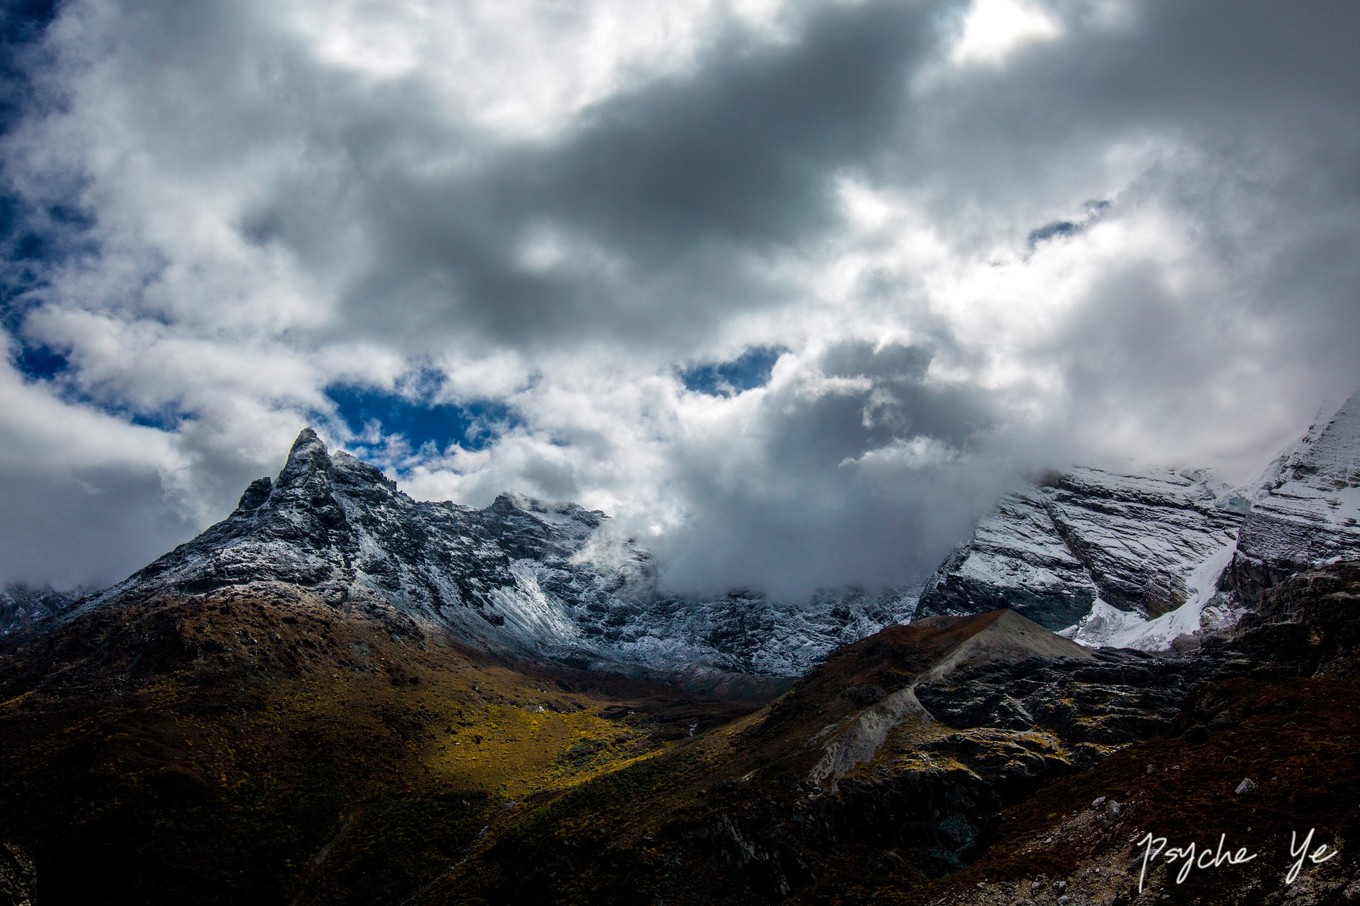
1 0 1358 594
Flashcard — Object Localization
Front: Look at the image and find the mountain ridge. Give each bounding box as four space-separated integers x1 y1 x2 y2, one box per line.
14 388 1360 661
47 428 917 680
915 465 1247 641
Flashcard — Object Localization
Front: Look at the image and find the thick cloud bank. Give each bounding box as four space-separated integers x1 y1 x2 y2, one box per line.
1 0 1357 594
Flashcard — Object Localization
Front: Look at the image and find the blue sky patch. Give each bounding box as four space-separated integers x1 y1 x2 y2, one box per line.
124 408 185 432
1 0 57 139
12 337 67 381
327 383 519 453
5 333 188 430
1026 219 1080 248
1026 199 1111 251
681 345 785 397
0 0 56 46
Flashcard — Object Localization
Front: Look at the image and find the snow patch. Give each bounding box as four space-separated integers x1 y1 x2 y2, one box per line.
1065 538 1240 651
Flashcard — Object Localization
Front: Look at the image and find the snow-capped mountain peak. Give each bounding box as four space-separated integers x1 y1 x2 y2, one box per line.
78 429 918 678
918 389 1360 652
915 465 1245 637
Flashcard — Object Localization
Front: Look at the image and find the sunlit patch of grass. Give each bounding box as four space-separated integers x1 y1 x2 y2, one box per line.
425 701 660 797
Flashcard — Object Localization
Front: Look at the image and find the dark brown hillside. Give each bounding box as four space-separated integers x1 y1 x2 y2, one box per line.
883 562 1360 906
417 610 1214 905
5 558 1356 905
0 587 761 906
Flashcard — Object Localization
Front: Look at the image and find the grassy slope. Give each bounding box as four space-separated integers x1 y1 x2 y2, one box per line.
0 588 758 906
9 573 1357 906
424 589 1360 906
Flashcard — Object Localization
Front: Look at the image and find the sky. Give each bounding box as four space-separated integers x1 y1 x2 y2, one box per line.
1 0 1358 597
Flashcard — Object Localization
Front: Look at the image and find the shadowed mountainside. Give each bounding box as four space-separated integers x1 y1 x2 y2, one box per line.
411 609 1261 905
0 583 771 906
1 554 1356 905
886 561 1360 906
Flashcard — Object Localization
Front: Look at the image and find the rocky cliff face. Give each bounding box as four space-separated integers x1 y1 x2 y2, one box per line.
915 467 1247 641
1229 389 1360 602
0 842 36 906
79 429 916 677
902 561 1360 906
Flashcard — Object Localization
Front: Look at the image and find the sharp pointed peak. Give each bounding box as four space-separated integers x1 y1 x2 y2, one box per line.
290 426 326 452
279 427 333 478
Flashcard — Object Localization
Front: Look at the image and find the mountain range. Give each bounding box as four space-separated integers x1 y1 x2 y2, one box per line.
1 390 1358 904
12 427 915 684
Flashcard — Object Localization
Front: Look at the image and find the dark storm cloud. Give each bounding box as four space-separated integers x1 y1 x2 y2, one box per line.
656 340 1012 599
0 459 195 588
881 0 1360 462
852 0 1360 266
546 1 939 252
303 0 951 351
1051 0 1359 136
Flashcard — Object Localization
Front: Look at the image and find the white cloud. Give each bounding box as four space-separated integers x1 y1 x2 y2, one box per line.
281 0 807 138
0 342 197 585
949 0 1062 67
1 0 1357 594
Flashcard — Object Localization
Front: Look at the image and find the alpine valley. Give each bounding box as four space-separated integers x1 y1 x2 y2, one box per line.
2 392 1360 905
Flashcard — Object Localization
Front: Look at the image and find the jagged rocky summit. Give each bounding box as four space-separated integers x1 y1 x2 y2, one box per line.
918 389 1360 651
83 429 916 678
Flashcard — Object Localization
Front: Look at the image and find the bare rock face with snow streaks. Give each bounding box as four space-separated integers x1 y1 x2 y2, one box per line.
915 467 1245 639
0 585 83 637
917 389 1360 652
1230 389 1360 601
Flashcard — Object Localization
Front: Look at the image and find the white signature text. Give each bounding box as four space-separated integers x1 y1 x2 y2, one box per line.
1136 829 1335 893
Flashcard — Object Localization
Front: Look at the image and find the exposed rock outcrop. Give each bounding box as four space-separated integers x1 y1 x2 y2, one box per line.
900 561 1360 906
1 584 83 636
0 843 35 906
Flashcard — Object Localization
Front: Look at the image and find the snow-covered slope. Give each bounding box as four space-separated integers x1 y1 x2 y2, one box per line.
1229 389 1360 598
915 466 1246 638
919 389 1360 652
1060 540 1243 650
83 429 916 677
916 486 1101 630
